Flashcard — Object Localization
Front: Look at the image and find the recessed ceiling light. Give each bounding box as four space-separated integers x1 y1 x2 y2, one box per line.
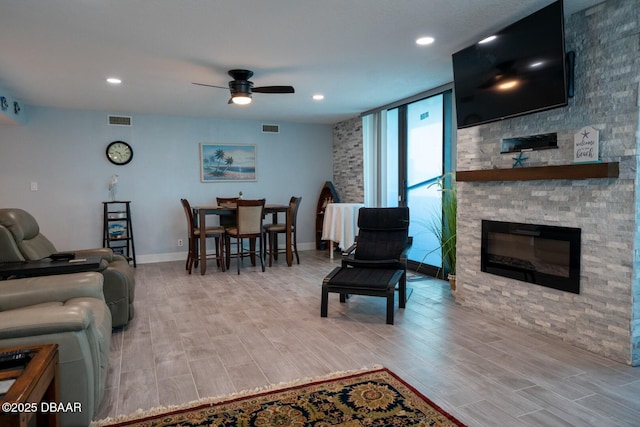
106 77 122 85
416 37 435 46
312 94 324 101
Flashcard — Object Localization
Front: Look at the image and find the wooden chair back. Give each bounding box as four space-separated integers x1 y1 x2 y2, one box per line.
216 197 239 207
180 198 195 233
216 197 239 227
288 196 302 229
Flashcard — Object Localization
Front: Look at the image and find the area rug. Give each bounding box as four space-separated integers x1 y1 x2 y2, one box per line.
91 365 466 426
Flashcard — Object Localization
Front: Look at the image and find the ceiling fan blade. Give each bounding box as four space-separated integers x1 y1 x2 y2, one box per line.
192 82 228 89
252 86 295 94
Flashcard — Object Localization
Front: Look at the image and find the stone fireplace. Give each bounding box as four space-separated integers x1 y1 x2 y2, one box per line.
454 0 639 365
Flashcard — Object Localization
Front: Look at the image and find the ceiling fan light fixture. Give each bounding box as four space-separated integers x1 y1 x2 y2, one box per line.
232 94 252 105
194 69 294 106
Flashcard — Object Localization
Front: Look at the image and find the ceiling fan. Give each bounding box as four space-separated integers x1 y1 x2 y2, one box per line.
193 69 295 105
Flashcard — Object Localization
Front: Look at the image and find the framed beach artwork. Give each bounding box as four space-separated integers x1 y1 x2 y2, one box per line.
200 143 257 182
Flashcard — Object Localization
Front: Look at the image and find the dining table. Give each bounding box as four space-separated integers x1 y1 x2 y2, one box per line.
192 203 291 274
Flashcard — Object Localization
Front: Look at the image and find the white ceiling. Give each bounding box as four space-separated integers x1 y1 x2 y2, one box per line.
0 0 602 125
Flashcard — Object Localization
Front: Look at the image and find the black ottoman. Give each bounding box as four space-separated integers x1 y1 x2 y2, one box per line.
321 267 405 325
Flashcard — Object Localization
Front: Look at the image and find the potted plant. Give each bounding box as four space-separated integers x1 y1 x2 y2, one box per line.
427 173 457 291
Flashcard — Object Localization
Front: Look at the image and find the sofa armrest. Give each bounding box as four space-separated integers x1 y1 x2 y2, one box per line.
0 302 95 339
0 272 104 311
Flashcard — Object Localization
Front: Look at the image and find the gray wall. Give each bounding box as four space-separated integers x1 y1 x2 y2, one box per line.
0 106 333 263
456 0 640 365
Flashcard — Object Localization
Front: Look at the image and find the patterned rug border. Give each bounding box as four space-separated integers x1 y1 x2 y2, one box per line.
90 365 385 426
91 364 465 426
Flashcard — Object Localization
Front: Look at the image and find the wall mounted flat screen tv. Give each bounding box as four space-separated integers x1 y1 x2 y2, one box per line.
452 0 568 129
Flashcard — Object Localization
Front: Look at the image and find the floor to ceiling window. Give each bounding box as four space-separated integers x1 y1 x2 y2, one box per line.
406 95 445 268
363 86 454 275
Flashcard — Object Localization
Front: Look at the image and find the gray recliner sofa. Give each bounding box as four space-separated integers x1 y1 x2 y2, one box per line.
0 272 111 427
0 208 135 327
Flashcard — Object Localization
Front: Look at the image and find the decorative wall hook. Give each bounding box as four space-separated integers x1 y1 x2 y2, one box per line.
13 101 20 115
0 97 7 111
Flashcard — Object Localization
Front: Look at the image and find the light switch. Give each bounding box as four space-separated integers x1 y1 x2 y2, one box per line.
30 181 38 191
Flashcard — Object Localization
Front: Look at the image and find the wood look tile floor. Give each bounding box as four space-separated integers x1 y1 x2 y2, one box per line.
94 251 640 426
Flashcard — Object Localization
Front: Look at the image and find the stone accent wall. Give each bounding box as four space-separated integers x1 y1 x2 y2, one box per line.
456 0 640 365
332 116 364 203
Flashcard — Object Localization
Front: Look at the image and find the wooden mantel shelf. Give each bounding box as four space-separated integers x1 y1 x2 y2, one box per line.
456 162 619 182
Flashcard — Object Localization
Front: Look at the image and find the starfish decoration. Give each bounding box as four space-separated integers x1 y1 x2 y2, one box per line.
582 130 590 139
512 151 528 168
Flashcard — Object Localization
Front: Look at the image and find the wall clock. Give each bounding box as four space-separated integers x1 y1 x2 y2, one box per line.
106 140 133 165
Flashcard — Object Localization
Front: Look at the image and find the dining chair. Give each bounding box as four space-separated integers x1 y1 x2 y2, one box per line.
216 197 239 208
180 198 226 274
224 199 266 274
263 196 302 267
216 196 240 261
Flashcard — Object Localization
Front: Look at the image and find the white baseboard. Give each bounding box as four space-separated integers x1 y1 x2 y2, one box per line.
136 241 317 265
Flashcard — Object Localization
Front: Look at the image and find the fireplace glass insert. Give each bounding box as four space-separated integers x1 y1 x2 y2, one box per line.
481 220 581 293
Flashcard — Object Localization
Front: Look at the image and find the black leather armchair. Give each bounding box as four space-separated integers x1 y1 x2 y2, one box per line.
342 207 411 295
321 207 411 324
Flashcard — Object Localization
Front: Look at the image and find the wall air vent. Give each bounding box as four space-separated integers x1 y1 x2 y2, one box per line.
108 115 132 126
262 124 279 134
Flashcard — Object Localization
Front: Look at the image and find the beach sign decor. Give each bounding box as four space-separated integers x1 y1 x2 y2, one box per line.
200 143 257 182
574 126 599 163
